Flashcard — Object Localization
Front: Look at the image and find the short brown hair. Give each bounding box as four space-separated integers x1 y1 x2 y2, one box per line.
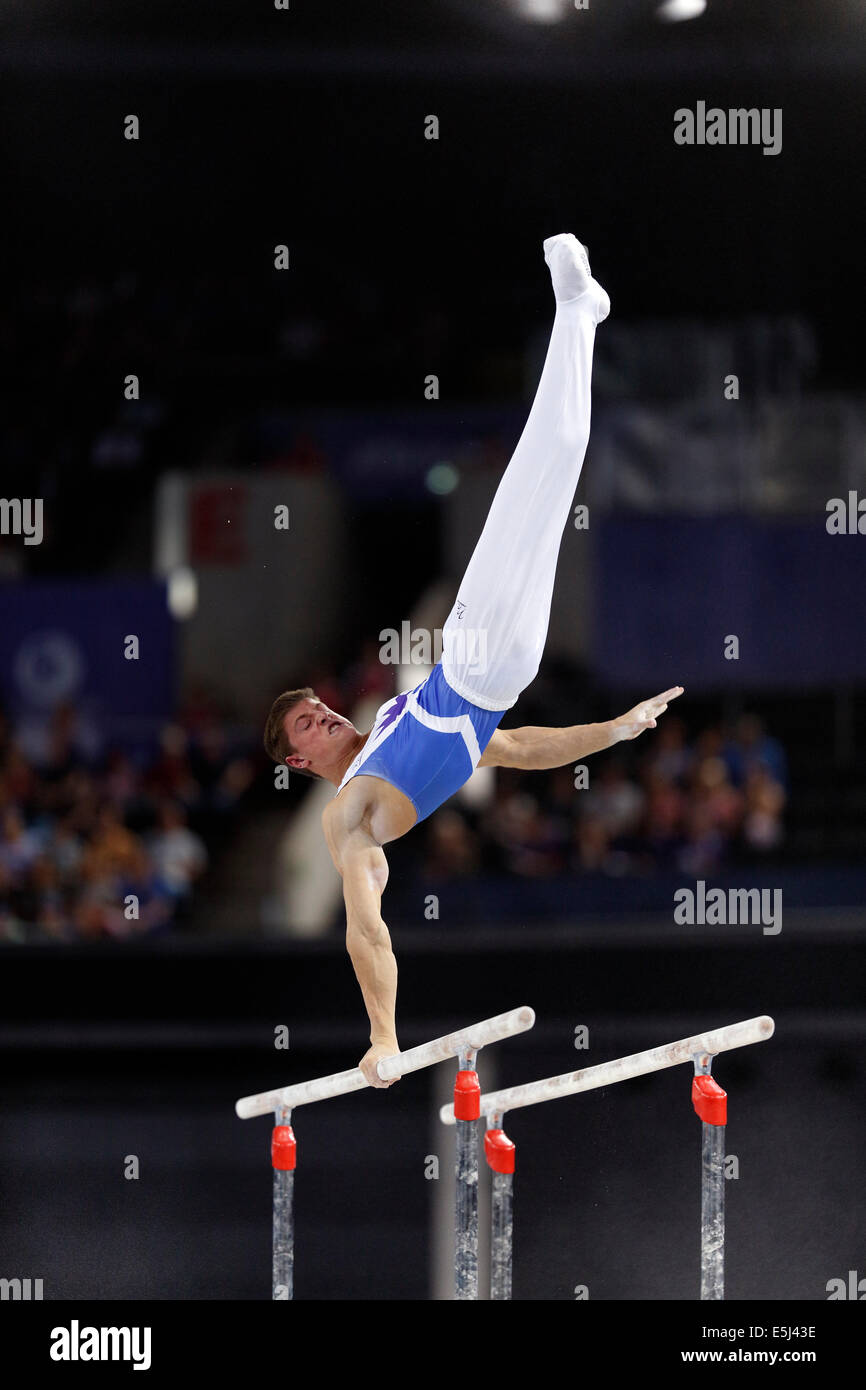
263 687 323 780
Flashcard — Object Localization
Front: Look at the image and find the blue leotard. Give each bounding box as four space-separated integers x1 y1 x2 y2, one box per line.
335 663 506 825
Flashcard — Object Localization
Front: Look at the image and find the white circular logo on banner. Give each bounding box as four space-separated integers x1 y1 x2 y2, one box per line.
13 630 86 707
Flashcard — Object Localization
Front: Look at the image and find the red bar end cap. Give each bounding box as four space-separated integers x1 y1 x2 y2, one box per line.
484 1128 516 1174
453 1070 481 1121
692 1075 727 1126
272 1124 297 1170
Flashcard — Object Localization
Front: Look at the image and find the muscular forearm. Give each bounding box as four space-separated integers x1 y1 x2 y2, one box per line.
346 916 399 1046
508 687 685 769
510 721 615 770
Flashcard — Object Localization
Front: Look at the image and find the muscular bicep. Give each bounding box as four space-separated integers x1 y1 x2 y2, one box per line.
477 728 519 769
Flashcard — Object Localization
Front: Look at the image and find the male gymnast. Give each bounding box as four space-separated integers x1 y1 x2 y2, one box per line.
264 234 683 1088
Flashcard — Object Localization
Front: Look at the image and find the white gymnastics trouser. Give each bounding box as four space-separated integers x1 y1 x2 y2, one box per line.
441 293 601 712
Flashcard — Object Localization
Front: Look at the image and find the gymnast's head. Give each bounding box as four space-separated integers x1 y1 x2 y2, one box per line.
264 688 362 783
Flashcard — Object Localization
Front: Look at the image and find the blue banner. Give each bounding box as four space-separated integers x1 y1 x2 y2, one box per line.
0 580 175 751
594 517 866 689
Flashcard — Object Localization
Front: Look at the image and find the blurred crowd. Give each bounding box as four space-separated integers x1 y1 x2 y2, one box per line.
422 714 788 883
281 644 789 883
275 641 789 885
0 695 255 942
0 627 791 941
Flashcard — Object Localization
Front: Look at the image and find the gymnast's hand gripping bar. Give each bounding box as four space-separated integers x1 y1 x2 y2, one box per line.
439 1015 775 1124
235 1005 536 1118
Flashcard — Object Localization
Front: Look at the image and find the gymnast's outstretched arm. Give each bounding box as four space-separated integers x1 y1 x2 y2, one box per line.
323 805 401 1088
479 687 684 771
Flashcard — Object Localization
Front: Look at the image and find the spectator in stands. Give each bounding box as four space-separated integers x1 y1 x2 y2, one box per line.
583 760 645 840
0 741 38 811
742 765 786 853
148 800 208 903
0 807 42 883
16 700 101 778
486 791 567 877
109 844 174 937
689 755 743 837
54 769 100 835
642 715 692 786
145 724 201 806
29 855 66 937
641 768 686 867
81 801 141 883
677 802 727 876
103 748 139 811
423 808 481 880
573 810 612 873
726 714 788 790
46 814 84 888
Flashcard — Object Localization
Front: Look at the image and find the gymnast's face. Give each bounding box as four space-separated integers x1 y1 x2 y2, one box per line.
283 697 355 772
